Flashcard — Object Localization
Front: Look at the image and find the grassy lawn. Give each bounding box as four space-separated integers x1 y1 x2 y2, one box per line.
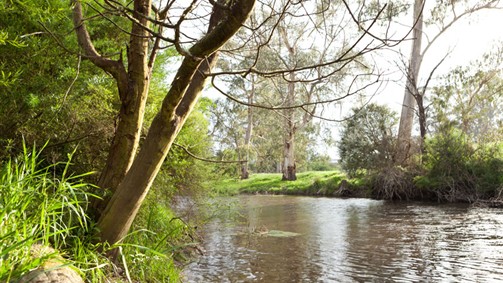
212 171 352 196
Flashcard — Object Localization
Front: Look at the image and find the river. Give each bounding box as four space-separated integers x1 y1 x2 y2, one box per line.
182 195 503 282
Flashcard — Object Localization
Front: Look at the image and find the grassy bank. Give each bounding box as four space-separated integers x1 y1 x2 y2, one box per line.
0 146 189 282
212 171 368 197
212 166 503 204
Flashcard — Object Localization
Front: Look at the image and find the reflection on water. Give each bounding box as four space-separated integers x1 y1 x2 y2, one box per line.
183 195 503 282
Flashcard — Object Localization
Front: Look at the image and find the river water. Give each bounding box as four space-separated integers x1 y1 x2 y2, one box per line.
182 195 503 282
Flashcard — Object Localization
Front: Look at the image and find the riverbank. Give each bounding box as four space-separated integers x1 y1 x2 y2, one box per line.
212 171 370 198
211 170 503 205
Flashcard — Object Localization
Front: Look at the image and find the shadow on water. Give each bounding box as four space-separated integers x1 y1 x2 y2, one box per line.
183 195 503 282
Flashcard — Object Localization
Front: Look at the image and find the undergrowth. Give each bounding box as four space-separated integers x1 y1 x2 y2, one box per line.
0 144 109 282
0 144 191 282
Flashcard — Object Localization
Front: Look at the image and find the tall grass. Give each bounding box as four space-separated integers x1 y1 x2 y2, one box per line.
0 144 196 282
120 193 202 282
0 144 108 282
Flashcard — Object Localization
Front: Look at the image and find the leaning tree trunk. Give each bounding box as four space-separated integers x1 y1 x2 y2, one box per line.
97 0 255 246
396 0 424 164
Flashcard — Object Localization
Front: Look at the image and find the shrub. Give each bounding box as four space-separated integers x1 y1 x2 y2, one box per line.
416 128 503 202
338 103 398 177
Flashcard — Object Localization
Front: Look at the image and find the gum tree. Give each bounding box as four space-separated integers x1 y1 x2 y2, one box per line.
396 0 502 163
72 0 255 245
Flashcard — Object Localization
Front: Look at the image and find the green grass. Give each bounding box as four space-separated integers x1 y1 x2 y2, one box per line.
0 144 108 282
212 171 349 196
0 144 189 282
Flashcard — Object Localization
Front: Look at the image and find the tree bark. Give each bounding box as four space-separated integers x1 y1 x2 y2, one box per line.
73 0 151 211
416 94 427 154
97 0 255 246
396 0 423 164
282 74 297 181
241 76 255 179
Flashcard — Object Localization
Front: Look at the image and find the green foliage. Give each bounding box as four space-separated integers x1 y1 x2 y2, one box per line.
415 128 503 201
338 103 398 177
0 144 193 282
431 49 503 143
154 98 215 199
0 144 110 282
306 153 337 171
121 197 190 282
0 0 118 177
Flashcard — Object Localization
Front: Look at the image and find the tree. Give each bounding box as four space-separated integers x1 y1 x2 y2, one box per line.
71 0 255 246
431 49 503 143
395 0 501 163
4 0 407 247
211 0 391 181
338 103 398 177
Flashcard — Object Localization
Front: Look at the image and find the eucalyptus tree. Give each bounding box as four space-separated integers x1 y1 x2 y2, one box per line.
395 0 502 162
431 49 503 143
211 0 399 181
7 0 408 248
72 0 255 246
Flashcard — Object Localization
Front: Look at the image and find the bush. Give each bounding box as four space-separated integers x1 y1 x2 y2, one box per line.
416 129 503 202
338 103 398 177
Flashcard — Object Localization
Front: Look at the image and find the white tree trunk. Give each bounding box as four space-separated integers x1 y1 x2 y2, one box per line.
396 0 424 164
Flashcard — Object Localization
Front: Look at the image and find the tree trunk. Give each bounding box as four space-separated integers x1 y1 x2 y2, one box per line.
396 0 424 164
98 0 151 191
282 76 297 181
279 26 297 181
416 94 427 154
282 124 296 181
73 0 151 216
240 76 255 179
97 0 255 246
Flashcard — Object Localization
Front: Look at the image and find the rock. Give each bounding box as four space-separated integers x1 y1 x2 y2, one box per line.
16 244 84 283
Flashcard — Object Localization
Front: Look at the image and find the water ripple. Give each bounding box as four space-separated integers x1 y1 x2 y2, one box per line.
183 196 503 282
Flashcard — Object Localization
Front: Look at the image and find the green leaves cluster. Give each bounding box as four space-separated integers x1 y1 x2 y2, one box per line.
431 51 503 143
416 127 503 201
338 103 398 177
